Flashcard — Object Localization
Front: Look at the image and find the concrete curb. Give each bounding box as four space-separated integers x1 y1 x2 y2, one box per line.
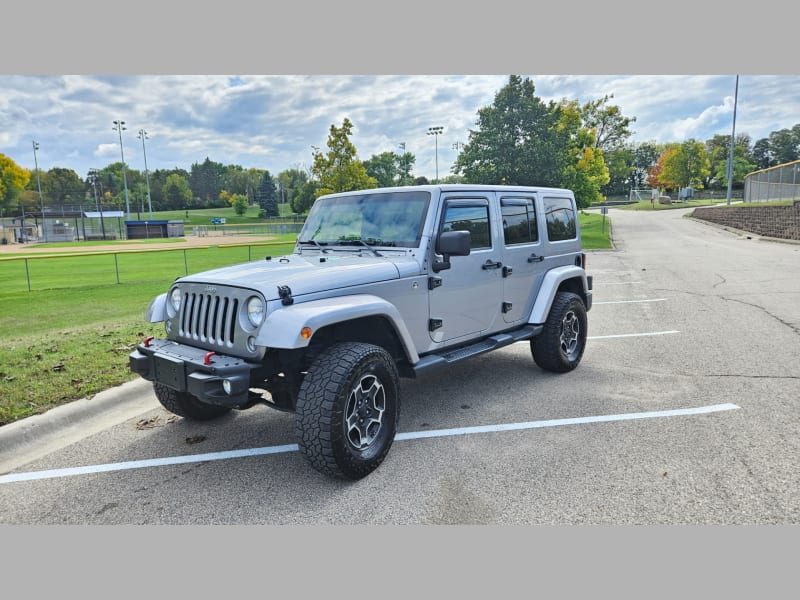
0 377 158 474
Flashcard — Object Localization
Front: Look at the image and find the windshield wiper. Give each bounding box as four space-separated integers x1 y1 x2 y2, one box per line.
297 239 329 253
334 238 382 257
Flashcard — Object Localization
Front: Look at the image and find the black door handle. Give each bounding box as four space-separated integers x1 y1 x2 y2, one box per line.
482 259 502 270
528 253 544 263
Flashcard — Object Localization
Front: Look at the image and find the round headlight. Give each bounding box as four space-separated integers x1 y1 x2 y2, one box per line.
168 288 182 316
246 296 265 328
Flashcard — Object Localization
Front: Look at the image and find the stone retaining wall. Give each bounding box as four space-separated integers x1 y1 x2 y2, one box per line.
692 201 800 241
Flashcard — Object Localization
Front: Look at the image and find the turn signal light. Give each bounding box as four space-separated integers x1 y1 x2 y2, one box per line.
301 327 313 339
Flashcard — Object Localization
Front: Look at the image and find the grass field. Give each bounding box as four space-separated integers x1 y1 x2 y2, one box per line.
152 203 296 225
0 213 611 426
620 198 730 211
579 212 613 249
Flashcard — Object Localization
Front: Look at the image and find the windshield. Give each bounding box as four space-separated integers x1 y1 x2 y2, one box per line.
298 190 431 249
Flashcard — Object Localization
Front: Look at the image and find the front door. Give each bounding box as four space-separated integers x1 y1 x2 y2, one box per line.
428 195 503 344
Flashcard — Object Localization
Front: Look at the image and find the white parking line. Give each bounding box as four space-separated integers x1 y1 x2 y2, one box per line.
589 330 679 340
598 281 642 285
594 298 667 305
0 403 738 484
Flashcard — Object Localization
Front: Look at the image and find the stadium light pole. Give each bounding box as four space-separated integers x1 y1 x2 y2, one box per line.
427 126 444 183
32 140 47 242
113 120 131 219
725 75 739 206
138 129 153 219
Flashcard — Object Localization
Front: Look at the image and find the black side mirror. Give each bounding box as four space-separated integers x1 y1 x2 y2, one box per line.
433 230 471 272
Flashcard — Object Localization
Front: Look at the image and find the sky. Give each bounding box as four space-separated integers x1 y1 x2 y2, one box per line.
2 74 798 183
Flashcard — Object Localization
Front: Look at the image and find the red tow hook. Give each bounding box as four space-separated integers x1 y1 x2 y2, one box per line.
203 352 216 366
144 336 154 348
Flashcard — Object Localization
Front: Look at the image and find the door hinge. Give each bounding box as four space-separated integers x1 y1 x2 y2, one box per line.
502 266 513 278
502 302 513 314
428 277 442 290
429 318 443 331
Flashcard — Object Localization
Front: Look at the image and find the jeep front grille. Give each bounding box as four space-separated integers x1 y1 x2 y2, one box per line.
179 292 239 347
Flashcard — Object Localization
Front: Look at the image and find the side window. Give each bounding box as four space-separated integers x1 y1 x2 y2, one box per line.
501 198 538 245
441 203 491 249
544 196 577 241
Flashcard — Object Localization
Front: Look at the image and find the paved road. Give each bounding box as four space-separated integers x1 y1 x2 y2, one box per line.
1 208 798 524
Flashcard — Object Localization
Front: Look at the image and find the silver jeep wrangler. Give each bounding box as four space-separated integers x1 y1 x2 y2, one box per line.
130 184 592 479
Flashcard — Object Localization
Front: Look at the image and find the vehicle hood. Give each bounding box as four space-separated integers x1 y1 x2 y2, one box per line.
178 252 419 300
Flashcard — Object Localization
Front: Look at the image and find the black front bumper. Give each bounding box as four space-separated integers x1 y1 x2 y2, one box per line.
130 338 262 407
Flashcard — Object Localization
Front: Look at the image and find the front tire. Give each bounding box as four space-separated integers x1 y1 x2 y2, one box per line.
295 342 400 479
531 291 587 372
153 383 231 421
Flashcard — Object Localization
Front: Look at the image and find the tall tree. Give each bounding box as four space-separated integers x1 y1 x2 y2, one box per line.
310 118 377 196
632 142 661 189
705 134 753 189
752 138 773 170
291 180 319 214
396 151 416 185
276 168 309 208
769 128 799 164
161 173 192 210
601 146 635 197
0 153 31 212
189 157 225 206
42 167 85 205
255 170 278 217
657 140 710 191
452 75 566 186
557 99 609 207
713 143 756 189
363 151 400 187
581 94 636 152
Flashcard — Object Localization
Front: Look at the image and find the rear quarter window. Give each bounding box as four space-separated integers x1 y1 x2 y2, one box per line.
544 196 577 241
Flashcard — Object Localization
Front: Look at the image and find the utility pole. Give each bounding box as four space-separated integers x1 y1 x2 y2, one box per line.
726 75 739 205
32 140 46 242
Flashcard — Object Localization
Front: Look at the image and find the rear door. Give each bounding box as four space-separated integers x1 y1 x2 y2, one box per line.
499 194 549 323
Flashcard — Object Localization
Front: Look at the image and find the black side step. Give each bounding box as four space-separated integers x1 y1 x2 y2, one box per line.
412 325 542 377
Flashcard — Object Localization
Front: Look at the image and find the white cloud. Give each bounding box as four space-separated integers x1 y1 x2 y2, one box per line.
672 96 734 140
2 74 799 179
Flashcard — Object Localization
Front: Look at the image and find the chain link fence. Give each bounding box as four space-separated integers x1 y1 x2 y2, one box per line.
744 160 800 202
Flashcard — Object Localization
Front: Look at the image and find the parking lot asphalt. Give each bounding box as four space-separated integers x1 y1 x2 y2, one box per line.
0 207 798 524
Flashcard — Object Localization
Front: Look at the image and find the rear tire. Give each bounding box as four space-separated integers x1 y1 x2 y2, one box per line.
153 383 231 421
531 291 587 372
295 342 400 479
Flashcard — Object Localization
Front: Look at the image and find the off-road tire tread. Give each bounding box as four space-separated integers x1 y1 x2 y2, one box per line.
531 291 587 373
295 342 399 479
153 383 231 421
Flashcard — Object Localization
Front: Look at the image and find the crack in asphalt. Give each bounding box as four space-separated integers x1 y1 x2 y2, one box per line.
719 296 800 337
652 287 800 337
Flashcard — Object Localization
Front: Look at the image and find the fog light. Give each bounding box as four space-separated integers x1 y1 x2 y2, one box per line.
222 379 233 395
247 336 256 352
